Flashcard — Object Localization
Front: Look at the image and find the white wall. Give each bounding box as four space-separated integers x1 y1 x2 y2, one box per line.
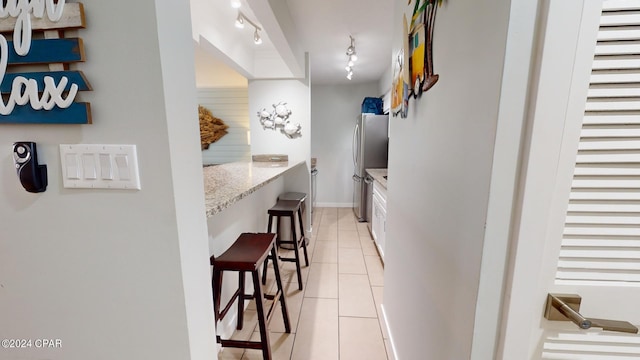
198 88 251 165
378 65 392 96
310 82 380 207
194 44 248 88
249 78 310 165
248 77 312 230
383 0 511 359
0 1 216 359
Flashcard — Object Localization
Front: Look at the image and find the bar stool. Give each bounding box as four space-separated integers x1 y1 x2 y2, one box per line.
277 192 310 248
211 233 291 360
263 199 310 290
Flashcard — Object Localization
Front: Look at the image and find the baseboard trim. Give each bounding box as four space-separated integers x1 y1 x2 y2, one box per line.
381 304 399 360
316 202 354 208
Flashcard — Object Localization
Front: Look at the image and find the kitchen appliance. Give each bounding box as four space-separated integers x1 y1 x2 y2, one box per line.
352 114 388 221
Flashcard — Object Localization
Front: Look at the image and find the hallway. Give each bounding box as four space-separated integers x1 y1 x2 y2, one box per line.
218 207 390 360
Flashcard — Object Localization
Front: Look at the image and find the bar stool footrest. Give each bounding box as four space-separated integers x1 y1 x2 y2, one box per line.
280 237 310 249
219 338 264 350
263 290 283 326
218 288 242 320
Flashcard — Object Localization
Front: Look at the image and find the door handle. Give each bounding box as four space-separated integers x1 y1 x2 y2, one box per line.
544 293 638 334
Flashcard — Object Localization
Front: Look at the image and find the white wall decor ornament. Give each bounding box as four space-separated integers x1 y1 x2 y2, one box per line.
256 101 301 138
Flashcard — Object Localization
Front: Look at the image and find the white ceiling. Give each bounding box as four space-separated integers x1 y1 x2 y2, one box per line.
285 0 394 85
194 0 394 86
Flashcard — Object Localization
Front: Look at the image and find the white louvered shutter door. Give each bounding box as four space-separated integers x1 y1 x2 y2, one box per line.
557 0 640 290
543 1 640 358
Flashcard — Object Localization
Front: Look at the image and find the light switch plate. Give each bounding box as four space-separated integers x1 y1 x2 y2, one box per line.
59 144 141 190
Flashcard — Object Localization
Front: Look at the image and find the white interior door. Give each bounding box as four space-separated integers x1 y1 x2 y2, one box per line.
501 1 640 358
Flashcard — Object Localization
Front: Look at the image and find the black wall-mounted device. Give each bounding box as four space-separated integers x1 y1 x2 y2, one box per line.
13 142 48 193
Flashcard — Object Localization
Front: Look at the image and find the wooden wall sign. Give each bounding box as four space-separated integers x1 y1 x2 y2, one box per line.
0 1 92 124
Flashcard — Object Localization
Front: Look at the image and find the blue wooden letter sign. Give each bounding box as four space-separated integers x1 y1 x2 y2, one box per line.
0 2 92 124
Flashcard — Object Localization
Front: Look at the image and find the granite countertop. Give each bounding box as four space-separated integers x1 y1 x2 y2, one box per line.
203 161 305 217
366 168 388 189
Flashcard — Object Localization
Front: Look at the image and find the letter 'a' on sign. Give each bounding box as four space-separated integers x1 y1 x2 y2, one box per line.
0 2 93 125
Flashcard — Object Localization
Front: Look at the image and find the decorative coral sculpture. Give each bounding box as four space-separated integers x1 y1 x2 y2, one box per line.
199 105 229 150
273 101 291 120
283 122 302 138
257 108 274 129
256 101 301 138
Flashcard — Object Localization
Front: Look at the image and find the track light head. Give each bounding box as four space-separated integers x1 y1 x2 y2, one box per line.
346 45 355 56
235 13 245 28
254 28 262 45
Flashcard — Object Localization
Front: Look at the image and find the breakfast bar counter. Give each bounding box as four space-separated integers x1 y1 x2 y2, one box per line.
203 160 306 217
204 159 310 344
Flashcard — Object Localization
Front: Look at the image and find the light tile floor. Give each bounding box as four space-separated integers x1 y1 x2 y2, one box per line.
218 207 390 360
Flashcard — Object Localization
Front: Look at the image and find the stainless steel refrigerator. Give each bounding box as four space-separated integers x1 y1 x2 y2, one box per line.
352 114 388 221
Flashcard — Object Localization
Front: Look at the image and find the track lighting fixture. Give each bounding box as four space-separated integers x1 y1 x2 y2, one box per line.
345 36 357 80
230 0 241 9
234 11 262 45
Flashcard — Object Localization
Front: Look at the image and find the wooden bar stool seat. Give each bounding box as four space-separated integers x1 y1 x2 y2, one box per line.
278 192 307 215
211 232 291 360
263 199 310 290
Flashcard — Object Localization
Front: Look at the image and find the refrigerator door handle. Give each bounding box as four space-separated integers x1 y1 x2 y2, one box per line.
352 123 359 168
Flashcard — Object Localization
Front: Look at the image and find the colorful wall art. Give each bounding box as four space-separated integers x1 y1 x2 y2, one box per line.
393 0 443 118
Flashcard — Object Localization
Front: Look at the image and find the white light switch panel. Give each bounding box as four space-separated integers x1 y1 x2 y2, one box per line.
59 144 141 190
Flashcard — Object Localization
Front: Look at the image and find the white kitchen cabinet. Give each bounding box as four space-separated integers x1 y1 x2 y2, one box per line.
371 180 387 261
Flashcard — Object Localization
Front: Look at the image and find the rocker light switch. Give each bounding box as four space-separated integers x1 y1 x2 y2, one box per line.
65 153 80 179
115 155 130 180
82 153 97 179
60 144 141 190
99 153 113 180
